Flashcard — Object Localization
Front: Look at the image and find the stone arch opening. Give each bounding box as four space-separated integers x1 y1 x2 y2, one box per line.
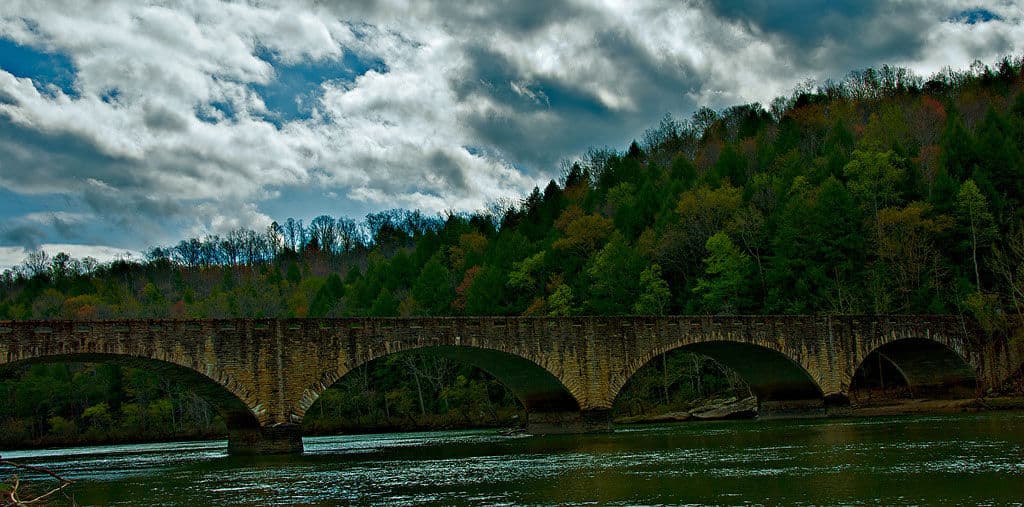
612 347 754 421
303 345 589 434
615 341 825 419
850 338 977 403
0 353 262 452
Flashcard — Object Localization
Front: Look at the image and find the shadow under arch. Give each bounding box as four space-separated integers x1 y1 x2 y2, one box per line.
303 345 595 434
850 338 978 401
0 353 262 451
615 341 826 418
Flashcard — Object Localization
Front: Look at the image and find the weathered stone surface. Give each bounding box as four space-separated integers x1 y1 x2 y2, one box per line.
691 396 757 420
615 397 757 424
0 315 1021 454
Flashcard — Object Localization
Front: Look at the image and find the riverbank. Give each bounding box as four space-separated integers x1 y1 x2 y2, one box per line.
7 396 1024 451
849 396 1024 416
614 395 1024 425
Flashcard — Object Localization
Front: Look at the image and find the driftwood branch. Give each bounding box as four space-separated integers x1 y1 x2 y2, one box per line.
0 455 76 506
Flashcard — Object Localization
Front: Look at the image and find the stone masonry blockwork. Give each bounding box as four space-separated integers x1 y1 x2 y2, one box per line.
2 316 1022 453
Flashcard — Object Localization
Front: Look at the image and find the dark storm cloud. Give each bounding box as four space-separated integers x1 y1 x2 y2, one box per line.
0 0 1020 255
143 103 189 132
454 0 585 33
454 44 619 122
350 0 586 36
452 46 516 103
454 45 599 171
0 117 131 194
704 1 886 47
700 1 1018 78
455 24 704 172
49 213 80 239
428 150 470 191
0 223 44 249
80 184 183 229
0 211 86 249
701 1 940 73
0 115 243 244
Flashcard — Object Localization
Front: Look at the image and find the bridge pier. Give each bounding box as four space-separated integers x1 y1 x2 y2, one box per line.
823 393 854 417
227 424 304 455
526 409 613 434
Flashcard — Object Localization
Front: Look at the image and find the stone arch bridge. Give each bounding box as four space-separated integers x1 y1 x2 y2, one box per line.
2 316 1021 454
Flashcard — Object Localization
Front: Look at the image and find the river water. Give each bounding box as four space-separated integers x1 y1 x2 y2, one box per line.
4 412 1024 505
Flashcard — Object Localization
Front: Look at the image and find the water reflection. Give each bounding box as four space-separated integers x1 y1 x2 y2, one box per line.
5 413 1024 505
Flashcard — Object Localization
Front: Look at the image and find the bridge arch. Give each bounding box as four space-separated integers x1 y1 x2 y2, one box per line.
849 338 978 400
301 344 592 433
2 315 1012 454
0 352 268 452
613 340 826 417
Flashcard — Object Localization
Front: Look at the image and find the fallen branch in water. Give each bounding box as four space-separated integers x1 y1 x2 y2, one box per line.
0 455 75 506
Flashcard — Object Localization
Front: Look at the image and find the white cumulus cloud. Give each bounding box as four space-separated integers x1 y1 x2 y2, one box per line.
0 0 1019 260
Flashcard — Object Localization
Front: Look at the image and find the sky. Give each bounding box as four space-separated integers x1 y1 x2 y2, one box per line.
0 0 1022 270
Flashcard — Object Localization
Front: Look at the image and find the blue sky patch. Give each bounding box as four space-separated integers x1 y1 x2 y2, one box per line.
0 188 93 248
463 146 487 157
952 8 1002 24
252 46 387 124
537 80 608 115
0 187 71 219
100 88 121 104
260 185 371 226
194 99 238 124
0 38 78 97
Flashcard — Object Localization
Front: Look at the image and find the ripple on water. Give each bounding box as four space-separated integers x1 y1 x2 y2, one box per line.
5 412 1024 506
1 439 224 460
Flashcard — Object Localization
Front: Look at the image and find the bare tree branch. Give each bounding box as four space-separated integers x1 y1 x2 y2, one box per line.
1 456 76 506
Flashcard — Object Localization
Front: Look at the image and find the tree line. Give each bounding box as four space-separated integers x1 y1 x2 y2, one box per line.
1 55 1023 447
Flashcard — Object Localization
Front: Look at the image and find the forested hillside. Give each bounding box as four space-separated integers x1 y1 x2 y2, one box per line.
2 56 1023 447
6 59 1024 322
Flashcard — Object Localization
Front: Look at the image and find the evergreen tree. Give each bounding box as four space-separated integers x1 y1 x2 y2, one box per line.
694 232 753 314
634 264 671 315
309 273 344 317
939 109 977 181
586 233 642 314
411 255 453 315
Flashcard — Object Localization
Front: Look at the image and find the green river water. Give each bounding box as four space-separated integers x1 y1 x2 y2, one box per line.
4 412 1024 505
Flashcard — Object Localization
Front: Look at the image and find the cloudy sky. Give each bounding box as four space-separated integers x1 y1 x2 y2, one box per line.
0 1 1021 268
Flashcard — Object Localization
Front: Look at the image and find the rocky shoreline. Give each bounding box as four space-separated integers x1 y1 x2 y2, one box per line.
614 396 758 424
615 396 1024 425
848 396 1024 416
